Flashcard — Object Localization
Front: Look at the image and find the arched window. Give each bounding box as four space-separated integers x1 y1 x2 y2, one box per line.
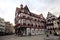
28 23 30 26
35 19 37 21
23 15 25 18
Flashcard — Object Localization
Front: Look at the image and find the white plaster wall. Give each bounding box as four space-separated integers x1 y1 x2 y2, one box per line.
0 18 5 32
53 21 58 28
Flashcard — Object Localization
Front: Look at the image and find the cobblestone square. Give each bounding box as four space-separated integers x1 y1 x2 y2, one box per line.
0 35 46 40
0 34 60 40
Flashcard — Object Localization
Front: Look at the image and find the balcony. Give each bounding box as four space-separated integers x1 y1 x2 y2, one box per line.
0 27 5 29
0 23 5 26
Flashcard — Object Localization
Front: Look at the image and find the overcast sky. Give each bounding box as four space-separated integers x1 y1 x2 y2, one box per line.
0 0 60 25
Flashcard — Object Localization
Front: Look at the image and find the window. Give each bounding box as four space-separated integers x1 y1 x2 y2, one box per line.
20 13 24 17
48 19 50 22
39 25 40 27
35 19 37 21
23 19 26 23
52 18 55 20
28 24 30 26
18 20 20 23
0 25 4 27
23 16 25 18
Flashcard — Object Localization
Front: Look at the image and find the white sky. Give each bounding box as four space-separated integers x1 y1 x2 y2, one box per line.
0 0 60 25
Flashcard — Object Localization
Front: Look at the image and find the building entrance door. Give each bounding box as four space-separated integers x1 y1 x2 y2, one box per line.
17 27 26 36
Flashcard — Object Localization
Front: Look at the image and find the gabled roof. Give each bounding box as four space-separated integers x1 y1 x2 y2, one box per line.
39 14 45 19
46 12 57 19
24 5 30 11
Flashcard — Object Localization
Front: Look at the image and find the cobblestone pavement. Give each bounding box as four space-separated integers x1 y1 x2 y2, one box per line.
45 35 60 40
0 34 46 40
0 34 60 40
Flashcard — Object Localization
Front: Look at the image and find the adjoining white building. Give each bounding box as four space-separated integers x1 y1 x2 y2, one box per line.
0 17 5 35
0 17 14 35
